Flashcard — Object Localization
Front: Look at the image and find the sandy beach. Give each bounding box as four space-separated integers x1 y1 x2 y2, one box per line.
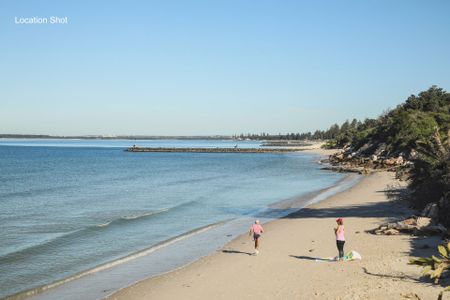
108 158 443 300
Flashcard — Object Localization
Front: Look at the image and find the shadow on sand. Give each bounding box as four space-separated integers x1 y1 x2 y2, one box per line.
221 249 253 256
282 198 413 221
289 255 334 262
362 267 423 283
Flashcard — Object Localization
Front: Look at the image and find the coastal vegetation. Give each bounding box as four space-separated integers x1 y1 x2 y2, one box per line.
409 242 450 285
409 128 450 226
326 86 450 154
409 242 450 299
321 86 450 227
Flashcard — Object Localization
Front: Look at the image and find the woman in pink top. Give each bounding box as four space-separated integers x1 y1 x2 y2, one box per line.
249 220 263 255
334 218 345 260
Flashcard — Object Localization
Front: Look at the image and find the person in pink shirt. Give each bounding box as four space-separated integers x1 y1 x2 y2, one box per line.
334 218 345 260
249 220 264 255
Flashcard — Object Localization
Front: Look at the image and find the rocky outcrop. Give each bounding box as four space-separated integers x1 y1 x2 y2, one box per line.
368 200 450 236
320 165 372 175
367 216 447 236
419 195 450 230
326 146 414 174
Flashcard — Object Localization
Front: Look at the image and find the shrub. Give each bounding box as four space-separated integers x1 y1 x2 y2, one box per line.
409 242 450 284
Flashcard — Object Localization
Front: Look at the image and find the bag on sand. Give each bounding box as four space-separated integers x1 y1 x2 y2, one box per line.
344 250 362 261
316 250 362 262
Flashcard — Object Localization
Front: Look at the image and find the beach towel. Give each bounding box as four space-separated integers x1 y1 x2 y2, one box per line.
315 250 362 262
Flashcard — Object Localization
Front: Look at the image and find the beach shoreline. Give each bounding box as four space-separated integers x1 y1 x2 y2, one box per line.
108 149 443 300
14 146 350 300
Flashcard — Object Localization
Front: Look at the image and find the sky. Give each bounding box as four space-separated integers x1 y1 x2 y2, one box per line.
1 0 450 136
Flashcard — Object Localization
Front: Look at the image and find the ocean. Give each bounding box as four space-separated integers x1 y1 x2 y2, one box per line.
0 139 354 299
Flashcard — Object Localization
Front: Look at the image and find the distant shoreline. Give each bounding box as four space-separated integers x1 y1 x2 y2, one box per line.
0 135 326 144
0 135 237 140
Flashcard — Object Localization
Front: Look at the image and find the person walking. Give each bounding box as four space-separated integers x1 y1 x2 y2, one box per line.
249 220 264 255
334 218 345 260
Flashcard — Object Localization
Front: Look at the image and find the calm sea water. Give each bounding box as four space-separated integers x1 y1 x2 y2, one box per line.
0 139 346 299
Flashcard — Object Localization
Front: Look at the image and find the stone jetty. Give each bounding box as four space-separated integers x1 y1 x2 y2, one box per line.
126 146 298 153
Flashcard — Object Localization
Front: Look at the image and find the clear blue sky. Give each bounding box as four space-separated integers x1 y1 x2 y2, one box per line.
1 1 450 136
